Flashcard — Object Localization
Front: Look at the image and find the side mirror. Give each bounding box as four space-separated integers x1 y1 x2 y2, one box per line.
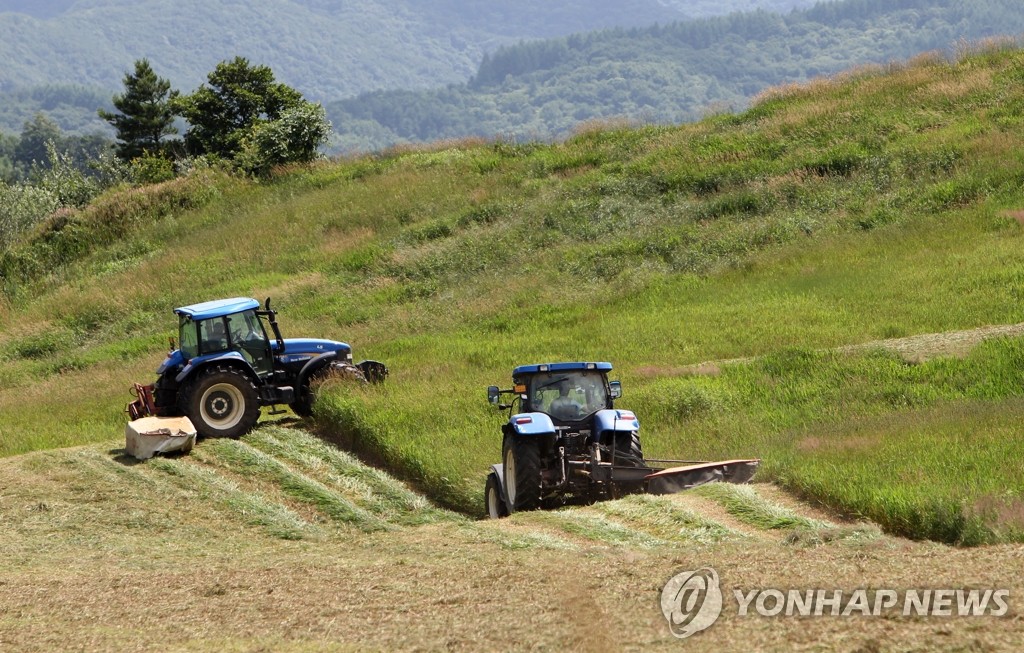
609 380 622 400
487 386 500 405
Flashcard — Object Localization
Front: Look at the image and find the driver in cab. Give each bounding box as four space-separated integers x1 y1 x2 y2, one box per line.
548 378 582 420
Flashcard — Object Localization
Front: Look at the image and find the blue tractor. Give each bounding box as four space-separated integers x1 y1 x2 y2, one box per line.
484 362 759 517
127 297 386 438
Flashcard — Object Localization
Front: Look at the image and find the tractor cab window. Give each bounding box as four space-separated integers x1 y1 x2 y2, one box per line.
528 371 609 421
179 316 199 359
225 310 268 350
198 317 230 354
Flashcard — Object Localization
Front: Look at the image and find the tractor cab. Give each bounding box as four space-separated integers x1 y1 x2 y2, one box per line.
175 298 279 378
171 296 284 378
513 364 622 424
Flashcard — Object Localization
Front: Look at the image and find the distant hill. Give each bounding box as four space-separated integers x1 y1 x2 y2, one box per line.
0 0 74 18
0 0 818 135
0 0 755 98
326 0 1024 151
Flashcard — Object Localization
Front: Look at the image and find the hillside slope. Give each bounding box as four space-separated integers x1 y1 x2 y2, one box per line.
3 43 1024 546
2 427 1021 651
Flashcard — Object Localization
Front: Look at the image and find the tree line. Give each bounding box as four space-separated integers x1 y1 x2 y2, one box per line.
1 57 331 254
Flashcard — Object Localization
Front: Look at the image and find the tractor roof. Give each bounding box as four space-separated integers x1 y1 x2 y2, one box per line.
174 297 260 320
513 362 613 375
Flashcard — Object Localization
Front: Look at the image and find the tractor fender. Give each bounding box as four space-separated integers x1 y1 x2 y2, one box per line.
175 351 256 384
507 412 556 436
156 349 186 375
296 351 339 393
488 464 508 504
594 409 640 436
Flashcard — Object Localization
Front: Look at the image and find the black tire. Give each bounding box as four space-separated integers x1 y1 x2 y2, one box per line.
484 472 508 519
182 366 260 439
614 431 644 466
502 436 541 513
291 361 366 417
153 374 183 416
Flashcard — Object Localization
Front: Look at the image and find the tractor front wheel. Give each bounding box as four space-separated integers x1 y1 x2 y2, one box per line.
183 366 260 439
502 436 541 513
484 471 508 519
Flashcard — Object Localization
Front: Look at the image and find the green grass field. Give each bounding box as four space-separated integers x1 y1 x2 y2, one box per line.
3 42 1024 544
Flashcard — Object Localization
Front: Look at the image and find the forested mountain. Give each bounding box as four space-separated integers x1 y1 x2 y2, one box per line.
327 0 1024 151
0 0 74 18
0 0 822 98
4 0 1017 152
0 0 818 135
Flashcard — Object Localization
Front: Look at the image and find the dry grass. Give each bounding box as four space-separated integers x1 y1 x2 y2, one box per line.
915 67 996 105
837 322 1024 362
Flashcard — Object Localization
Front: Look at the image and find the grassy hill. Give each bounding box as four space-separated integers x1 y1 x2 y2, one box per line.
4 41 1024 547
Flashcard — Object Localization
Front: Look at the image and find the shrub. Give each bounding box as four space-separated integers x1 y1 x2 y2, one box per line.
130 153 177 184
0 183 59 252
236 103 332 176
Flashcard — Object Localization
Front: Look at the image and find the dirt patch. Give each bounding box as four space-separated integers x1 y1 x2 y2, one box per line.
1002 210 1024 226
661 322 1024 380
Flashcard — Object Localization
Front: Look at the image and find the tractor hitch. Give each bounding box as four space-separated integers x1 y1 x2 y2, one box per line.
126 382 157 421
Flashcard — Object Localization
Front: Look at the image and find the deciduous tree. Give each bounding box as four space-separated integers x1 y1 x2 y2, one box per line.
174 57 303 159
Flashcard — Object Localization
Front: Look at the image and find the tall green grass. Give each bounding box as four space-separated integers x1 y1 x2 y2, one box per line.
3 44 1024 543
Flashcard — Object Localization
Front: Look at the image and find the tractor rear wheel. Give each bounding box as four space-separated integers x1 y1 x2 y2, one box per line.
183 366 260 439
614 431 644 465
502 436 541 512
484 472 508 519
291 361 366 417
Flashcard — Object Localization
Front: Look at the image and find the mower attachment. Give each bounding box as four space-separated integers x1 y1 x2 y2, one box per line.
645 458 760 495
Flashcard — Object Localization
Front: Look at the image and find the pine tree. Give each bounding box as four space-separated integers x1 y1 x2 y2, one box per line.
99 59 178 161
